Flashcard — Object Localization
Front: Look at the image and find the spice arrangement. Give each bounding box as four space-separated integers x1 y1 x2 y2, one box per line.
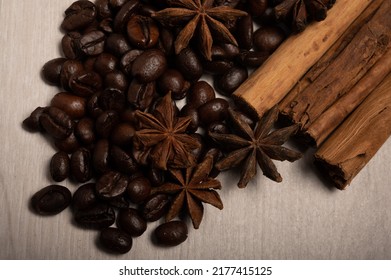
22 0 390 255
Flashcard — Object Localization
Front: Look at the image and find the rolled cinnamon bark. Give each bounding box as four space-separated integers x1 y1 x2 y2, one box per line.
314 73 391 190
233 0 372 119
279 0 390 130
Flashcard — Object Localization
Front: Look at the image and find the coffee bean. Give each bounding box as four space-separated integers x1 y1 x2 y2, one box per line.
78 30 106 56
180 104 199 133
96 171 129 199
104 70 129 93
131 49 167 83
214 66 248 96
72 183 97 211
93 139 111 174
236 14 253 50
50 151 70 182
175 48 203 81
127 79 156 110
120 49 143 75
109 0 128 10
31 185 72 215
220 43 240 58
248 0 268 17
214 0 241 7
203 46 235 75
99 17 113 33
75 117 95 145
142 194 169 221
117 208 147 237
70 147 92 183
127 176 151 204
95 0 112 19
198 98 229 125
54 132 80 154
208 122 230 135
110 146 139 174
98 88 126 112
113 0 140 32
253 26 286 53
157 69 188 99
106 33 132 57
86 92 104 119
74 203 115 229
110 122 135 147
61 1 97 32
42 58 67 86
99 227 132 254
127 15 159 49
237 50 269 68
23 107 46 132
108 195 130 209
158 28 174 55
60 60 84 91
62 32 82 60
147 167 166 187
187 81 215 109
154 221 188 246
40 107 74 139
51 92 86 119
95 110 120 138
94 53 118 75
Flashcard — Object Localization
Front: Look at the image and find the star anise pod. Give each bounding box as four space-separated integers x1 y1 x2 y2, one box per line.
152 0 247 60
209 107 302 188
134 92 201 170
274 0 335 33
152 154 223 229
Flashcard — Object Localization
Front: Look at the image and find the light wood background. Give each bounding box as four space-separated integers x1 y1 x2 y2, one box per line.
1 0 390 260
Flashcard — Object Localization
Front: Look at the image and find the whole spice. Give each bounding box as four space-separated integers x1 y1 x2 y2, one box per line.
209 107 302 188
152 0 247 60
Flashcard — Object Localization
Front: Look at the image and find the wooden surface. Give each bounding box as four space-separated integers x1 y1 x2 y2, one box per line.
1 0 391 260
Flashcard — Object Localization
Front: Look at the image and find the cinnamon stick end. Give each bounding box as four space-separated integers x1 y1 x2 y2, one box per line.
313 155 349 190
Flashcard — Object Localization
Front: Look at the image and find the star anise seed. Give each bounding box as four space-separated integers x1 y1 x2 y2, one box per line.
152 0 247 60
209 106 302 188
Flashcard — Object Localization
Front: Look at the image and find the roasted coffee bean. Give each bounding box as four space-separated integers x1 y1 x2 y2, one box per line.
54 132 80 153
154 221 188 246
147 167 166 187
158 28 174 55
120 108 137 124
60 60 84 91
31 185 72 215
237 50 269 68
87 92 104 119
69 71 102 98
127 79 156 110
104 70 129 93
113 0 140 32
203 46 235 75
62 32 82 60
214 66 248 96
50 151 70 182
126 15 159 49
93 139 111 174
110 122 135 146
95 110 120 138
117 208 147 237
99 227 132 254
236 14 253 50
139 3 158 17
94 53 118 75
157 69 188 99
142 193 169 221
75 117 95 145
83 56 98 72
127 177 151 204
220 43 240 58
61 0 97 31
106 33 132 56
120 49 144 75
109 0 128 10
70 147 92 183
51 92 86 119
42 58 67 85
190 133 205 161
108 195 129 209
215 0 241 7
23 107 46 132
98 88 126 112
78 30 106 56
99 17 113 33
40 107 74 139
187 81 215 109
72 183 97 211
95 0 112 18
74 203 115 229
96 171 129 199
131 49 167 83
175 48 203 81
180 104 199 133
253 26 286 53
208 122 230 135
110 146 139 174
198 98 229 125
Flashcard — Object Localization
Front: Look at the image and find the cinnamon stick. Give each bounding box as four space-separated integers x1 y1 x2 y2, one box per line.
304 47 391 146
279 0 390 131
278 0 385 116
314 73 391 190
233 0 372 119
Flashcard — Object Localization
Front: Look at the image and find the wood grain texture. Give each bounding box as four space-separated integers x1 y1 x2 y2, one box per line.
0 0 390 260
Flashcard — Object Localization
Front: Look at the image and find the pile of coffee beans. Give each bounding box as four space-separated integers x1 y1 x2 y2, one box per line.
23 0 295 254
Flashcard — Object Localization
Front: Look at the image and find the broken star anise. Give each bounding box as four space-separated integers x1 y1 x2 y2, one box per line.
209 106 302 188
152 0 247 60
133 92 201 170
152 154 223 229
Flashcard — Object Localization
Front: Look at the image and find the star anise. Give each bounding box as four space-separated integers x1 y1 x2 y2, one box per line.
274 0 335 32
152 154 223 229
209 107 302 188
134 92 201 170
152 0 247 60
